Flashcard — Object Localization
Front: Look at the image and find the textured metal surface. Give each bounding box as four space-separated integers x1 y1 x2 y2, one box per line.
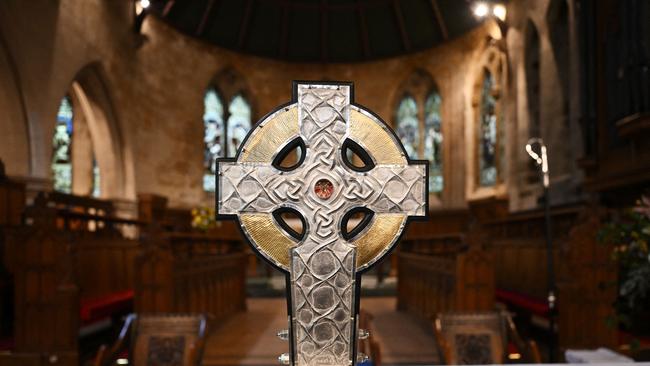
240 106 300 163
217 82 427 366
241 213 296 268
354 214 406 267
348 109 406 165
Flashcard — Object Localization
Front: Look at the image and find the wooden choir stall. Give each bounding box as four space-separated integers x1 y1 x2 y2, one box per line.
0 175 247 366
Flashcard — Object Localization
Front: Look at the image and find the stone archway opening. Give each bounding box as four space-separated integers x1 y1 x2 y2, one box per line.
51 64 127 199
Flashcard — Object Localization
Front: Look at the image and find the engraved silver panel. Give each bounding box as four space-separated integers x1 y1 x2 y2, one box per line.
217 82 427 366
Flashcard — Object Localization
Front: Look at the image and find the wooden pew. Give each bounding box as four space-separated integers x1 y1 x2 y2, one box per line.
397 226 495 320
135 194 247 322
2 191 143 366
477 200 618 352
482 204 582 303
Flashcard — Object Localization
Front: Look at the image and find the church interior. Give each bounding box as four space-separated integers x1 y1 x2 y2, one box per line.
1 0 650 365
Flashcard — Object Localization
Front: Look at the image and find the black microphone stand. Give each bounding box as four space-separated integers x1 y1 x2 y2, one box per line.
526 138 556 363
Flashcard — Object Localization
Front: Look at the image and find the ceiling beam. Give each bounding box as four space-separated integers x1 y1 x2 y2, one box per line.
430 0 449 40
356 1 370 58
196 0 218 36
162 0 176 17
391 0 411 52
238 0 254 49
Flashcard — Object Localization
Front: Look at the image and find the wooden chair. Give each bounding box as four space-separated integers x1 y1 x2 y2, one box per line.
434 311 541 364
94 313 208 366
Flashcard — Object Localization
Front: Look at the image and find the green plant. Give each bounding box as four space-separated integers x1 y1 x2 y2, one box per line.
599 195 650 333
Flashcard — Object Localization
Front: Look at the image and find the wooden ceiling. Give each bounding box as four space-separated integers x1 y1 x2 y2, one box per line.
148 0 480 63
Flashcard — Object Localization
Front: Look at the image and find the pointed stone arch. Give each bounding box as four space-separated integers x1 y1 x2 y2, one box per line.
466 41 508 201
0 32 30 176
209 66 256 121
55 63 130 198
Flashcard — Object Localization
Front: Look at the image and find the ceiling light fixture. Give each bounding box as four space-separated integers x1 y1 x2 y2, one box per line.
135 0 150 16
473 1 507 22
134 0 150 34
473 2 490 18
493 4 507 21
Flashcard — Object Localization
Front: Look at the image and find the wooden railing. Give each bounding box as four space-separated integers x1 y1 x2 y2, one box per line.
135 230 247 319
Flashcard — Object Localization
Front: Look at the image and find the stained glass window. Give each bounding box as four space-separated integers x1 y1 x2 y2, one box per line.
92 159 100 197
52 96 73 193
203 88 225 192
227 95 252 157
424 91 443 193
478 70 498 187
396 96 419 159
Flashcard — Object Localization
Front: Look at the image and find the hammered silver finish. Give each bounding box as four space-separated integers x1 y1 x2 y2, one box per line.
217 83 426 366
291 85 356 366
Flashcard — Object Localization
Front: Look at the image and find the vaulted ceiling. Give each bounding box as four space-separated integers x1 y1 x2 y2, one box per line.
148 0 480 63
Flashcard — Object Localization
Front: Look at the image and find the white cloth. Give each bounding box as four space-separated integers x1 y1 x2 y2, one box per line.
565 348 635 363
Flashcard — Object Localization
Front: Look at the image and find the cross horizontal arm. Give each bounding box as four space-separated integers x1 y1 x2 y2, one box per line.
349 164 427 216
218 162 304 215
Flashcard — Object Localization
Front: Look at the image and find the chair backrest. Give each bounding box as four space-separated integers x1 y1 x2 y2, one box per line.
435 312 507 365
131 314 208 366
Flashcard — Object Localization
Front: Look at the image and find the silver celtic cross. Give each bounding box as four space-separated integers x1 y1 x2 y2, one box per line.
217 82 428 366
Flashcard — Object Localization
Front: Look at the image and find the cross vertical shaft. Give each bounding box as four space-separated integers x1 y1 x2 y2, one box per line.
290 85 356 366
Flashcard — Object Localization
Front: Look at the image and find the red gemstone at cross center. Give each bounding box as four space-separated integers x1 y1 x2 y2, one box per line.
314 178 334 200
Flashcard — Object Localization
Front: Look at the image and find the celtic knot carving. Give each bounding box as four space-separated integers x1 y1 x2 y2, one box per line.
217 82 427 366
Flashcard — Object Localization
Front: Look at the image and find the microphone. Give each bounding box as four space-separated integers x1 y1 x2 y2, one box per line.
525 137 549 188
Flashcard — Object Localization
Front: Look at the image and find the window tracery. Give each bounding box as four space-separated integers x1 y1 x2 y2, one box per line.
203 88 225 192
202 85 252 193
52 96 73 193
424 91 443 193
395 77 444 194
478 69 499 187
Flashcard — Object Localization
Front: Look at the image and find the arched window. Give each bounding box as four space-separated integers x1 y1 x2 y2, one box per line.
424 90 443 193
92 160 100 197
478 69 499 187
395 73 445 196
203 88 225 192
52 95 73 193
51 94 102 196
227 95 252 157
395 95 419 159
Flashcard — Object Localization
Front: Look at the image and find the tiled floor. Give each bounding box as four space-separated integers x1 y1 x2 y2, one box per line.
202 297 440 366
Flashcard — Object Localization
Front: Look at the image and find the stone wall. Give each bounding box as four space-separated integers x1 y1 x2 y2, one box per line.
504 0 584 210
0 0 581 210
